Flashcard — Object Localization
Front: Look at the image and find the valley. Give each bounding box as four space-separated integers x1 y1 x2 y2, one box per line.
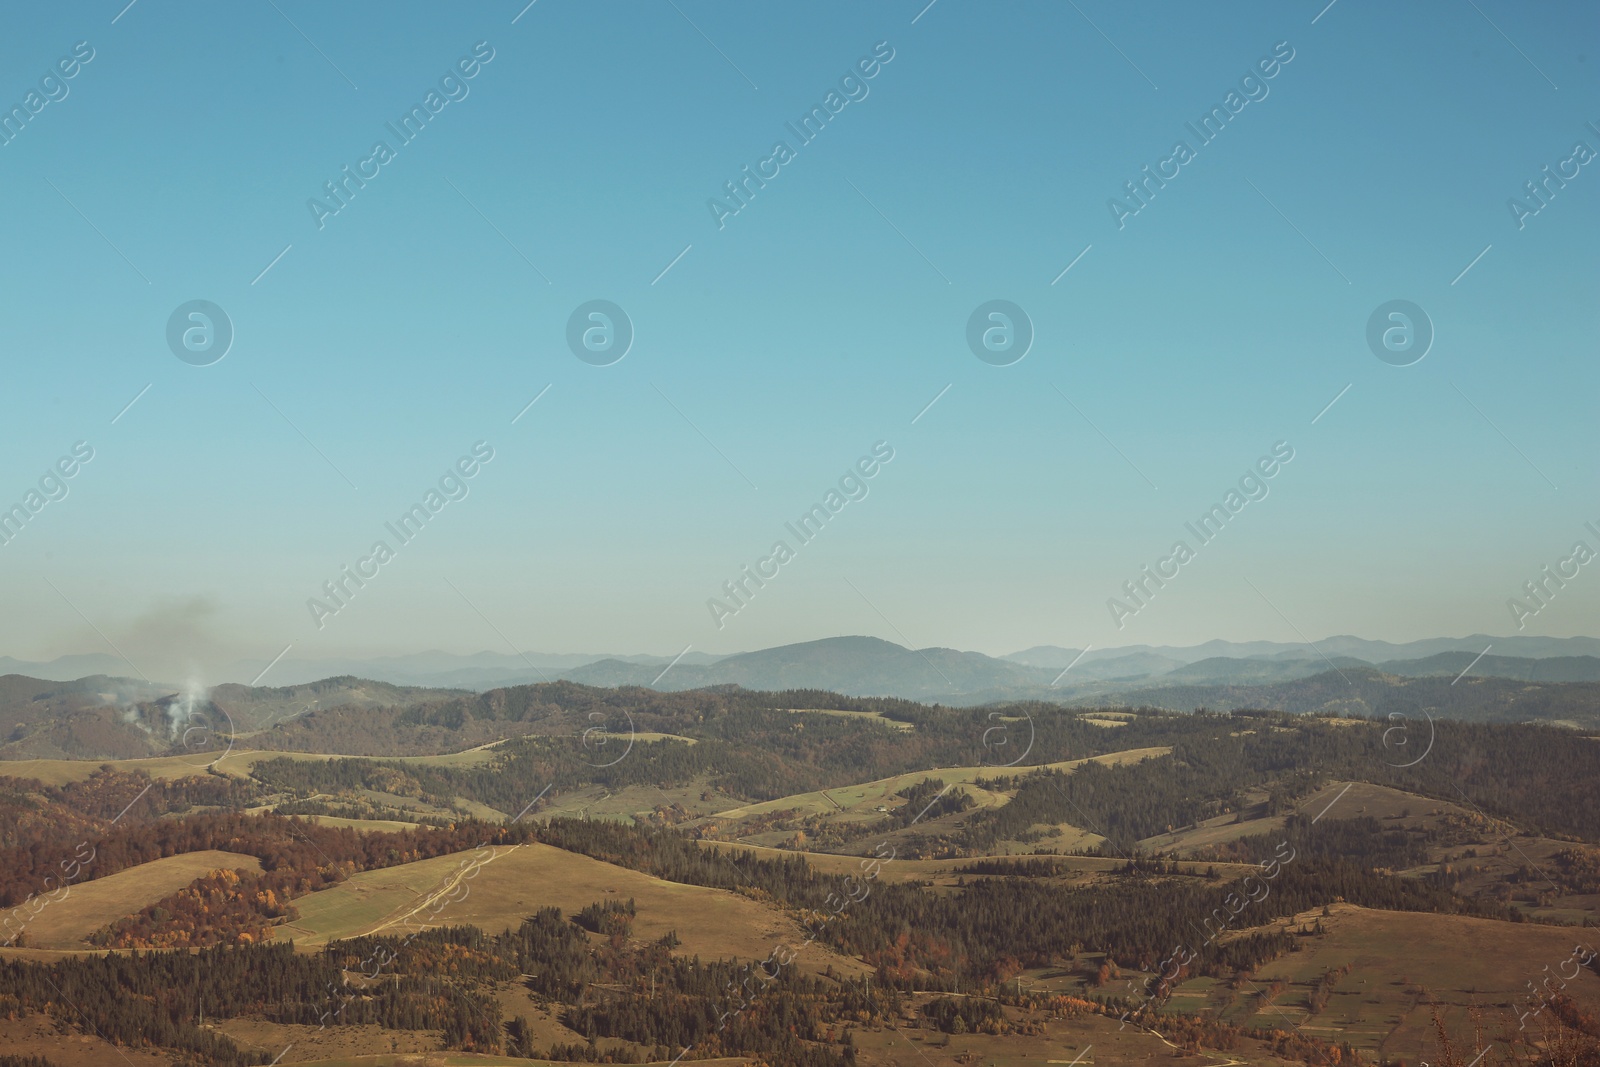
0 667 1597 1067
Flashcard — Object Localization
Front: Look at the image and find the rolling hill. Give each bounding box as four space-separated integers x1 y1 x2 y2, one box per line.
0 674 468 761
1376 651 1600 682
1003 633 1600 667
1067 665 1600 727
8 639 1600 760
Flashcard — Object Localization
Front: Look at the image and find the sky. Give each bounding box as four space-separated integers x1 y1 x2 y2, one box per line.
0 0 1596 682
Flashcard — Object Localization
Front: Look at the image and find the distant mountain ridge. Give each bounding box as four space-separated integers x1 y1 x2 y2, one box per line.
1001 634 1600 669
0 673 467 761
0 654 131 681
0 649 727 689
1064 666 1600 729
6 632 1600 760
537 636 1600 713
8 633 1600 700
563 636 1053 700
1375 652 1600 683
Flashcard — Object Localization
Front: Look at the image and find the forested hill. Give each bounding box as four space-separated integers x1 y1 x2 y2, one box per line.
242 665 1600 763
244 696 1600 850
1064 667 1600 727
5 696 1600 1065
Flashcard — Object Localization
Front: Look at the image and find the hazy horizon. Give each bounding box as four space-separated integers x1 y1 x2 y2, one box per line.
10 629 1600 694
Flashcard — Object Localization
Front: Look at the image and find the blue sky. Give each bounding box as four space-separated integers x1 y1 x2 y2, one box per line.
1 0 1595 678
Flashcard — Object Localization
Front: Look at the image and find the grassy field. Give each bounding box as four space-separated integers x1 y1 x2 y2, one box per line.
220 745 510 774
275 840 867 974
217 1020 435 1064
263 1055 753 1067
0 747 387 784
710 746 1172 821
0 733 701 789
697 839 1257 884
1201 903 1600 1057
300 814 428 833
0 1015 173 1065
452 797 513 821
1296 779 1473 823
0 753 234 784
783 707 914 730
1138 779 1479 856
536 780 748 824
13 849 262 949
700 839 1015 882
223 1002 755 1065
0 744 520 794
959 904 1600 1062
1136 790 1289 855
848 995 1306 1067
205 1008 687 1067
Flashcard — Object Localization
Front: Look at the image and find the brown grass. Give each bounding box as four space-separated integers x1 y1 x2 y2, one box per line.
1217 903 1600 1054
276 841 868 975
0 741 521 787
1139 779 1480 855
11 849 262 949
0 1016 172 1066
710 746 1172 821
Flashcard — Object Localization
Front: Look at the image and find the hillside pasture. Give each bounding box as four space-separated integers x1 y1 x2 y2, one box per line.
709 747 1172 821
275 841 868 974
784 707 914 730
12 849 262 949
1206 904 1600 1055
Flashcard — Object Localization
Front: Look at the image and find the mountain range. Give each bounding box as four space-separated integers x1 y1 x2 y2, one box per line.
8 633 1597 694
3 633 1599 758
